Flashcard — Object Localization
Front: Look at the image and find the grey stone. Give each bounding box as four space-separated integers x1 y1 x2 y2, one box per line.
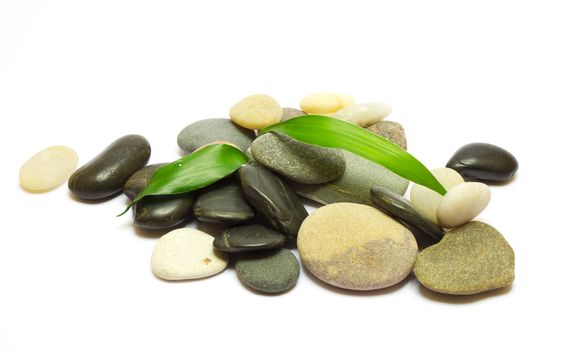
213 224 285 253
193 179 254 225
366 121 407 150
281 108 306 121
177 118 255 153
235 248 300 293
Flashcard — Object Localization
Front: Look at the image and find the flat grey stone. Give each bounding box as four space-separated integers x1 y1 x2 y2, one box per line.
235 248 300 293
177 118 255 153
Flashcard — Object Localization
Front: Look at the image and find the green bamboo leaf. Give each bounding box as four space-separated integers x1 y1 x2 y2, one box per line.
118 144 248 216
259 115 446 195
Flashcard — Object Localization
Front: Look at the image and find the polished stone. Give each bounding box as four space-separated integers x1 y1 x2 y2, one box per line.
214 224 285 253
193 179 254 225
446 142 519 182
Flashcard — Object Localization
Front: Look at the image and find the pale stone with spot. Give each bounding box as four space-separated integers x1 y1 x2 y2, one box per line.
332 102 392 127
151 228 228 280
230 94 283 129
20 146 79 192
436 182 491 228
299 93 355 115
410 168 464 224
298 203 417 291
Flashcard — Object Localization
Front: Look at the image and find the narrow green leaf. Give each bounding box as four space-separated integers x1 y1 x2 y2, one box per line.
259 115 446 195
118 144 248 216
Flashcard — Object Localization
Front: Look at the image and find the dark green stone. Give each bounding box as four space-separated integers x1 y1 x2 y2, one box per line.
371 187 444 249
235 248 300 293
124 163 167 200
446 143 518 182
239 163 308 238
68 135 151 200
193 179 254 225
214 224 285 253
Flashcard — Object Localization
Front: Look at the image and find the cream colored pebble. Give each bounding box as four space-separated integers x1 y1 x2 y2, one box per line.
19 146 79 192
410 168 464 223
332 102 392 127
229 94 283 129
299 93 355 115
436 182 491 228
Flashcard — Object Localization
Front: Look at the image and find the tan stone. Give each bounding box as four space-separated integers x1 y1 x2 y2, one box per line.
229 94 283 129
410 167 464 223
299 93 355 115
19 146 79 192
436 182 491 228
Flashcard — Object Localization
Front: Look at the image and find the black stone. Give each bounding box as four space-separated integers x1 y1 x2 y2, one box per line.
69 135 151 200
239 162 308 238
193 179 254 225
214 224 285 253
124 163 167 200
446 143 518 182
371 187 444 248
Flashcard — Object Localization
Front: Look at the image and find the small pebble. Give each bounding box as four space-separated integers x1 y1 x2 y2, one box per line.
436 182 491 228
446 142 519 182
177 118 255 153
410 167 464 223
332 102 392 127
20 146 79 193
124 164 166 200
214 224 285 253
366 120 407 150
299 93 355 115
298 203 417 291
281 108 306 121
230 94 283 129
193 179 254 225
414 221 515 295
235 248 300 293
151 228 228 281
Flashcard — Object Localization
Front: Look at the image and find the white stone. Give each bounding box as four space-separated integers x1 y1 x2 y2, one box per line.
331 102 392 127
410 168 464 223
299 93 355 115
151 228 228 280
19 146 79 192
436 182 491 228
229 94 283 129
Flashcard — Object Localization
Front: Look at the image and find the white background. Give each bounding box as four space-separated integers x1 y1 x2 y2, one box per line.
1 1 579 349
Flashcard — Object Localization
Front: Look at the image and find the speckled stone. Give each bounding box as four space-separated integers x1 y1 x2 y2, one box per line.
290 150 409 205
235 248 300 293
177 118 255 153
281 108 306 121
298 203 418 290
446 143 519 182
193 179 254 225
366 121 407 150
214 224 285 253
414 221 515 295
251 132 346 184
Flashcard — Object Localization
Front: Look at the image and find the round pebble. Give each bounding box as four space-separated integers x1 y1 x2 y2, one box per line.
177 118 255 153
151 228 228 280
20 146 79 193
299 93 355 115
235 248 300 293
436 182 491 228
332 102 392 127
298 203 418 291
446 142 519 182
366 120 407 150
410 167 465 223
229 94 283 129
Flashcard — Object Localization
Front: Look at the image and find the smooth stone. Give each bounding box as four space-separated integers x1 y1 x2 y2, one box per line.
281 108 306 121
177 118 255 153
193 179 254 225
436 182 491 228
371 187 444 248
298 203 417 290
366 120 407 150
299 93 355 115
239 162 308 238
446 142 519 182
68 135 151 200
20 146 79 193
290 150 408 205
414 221 515 295
124 163 166 200
250 132 346 184
151 228 228 281
235 248 300 293
410 167 465 223
332 102 392 127
229 94 283 129
214 224 285 253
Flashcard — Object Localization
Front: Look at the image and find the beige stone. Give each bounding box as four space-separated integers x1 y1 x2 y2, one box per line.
19 146 79 193
299 93 355 115
410 167 464 223
229 94 283 129
436 182 491 228
332 102 392 127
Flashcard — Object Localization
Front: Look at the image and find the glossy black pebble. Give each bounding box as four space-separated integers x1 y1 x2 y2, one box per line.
446 143 518 182
371 187 444 248
124 163 166 200
193 179 254 225
68 135 151 200
214 224 285 253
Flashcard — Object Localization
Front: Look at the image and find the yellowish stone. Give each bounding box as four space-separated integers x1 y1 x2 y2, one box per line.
410 167 464 223
19 146 79 193
229 94 283 129
299 92 355 115
436 182 491 228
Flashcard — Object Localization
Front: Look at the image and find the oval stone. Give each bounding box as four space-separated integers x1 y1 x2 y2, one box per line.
281 108 306 121
366 120 407 150
251 132 346 184
235 248 300 293
124 163 166 200
300 93 355 115
436 182 491 228
332 102 392 127
20 146 79 193
414 221 515 295
214 224 285 253
446 142 519 182
371 187 444 248
68 135 151 200
177 118 255 153
410 167 465 223
229 94 283 129
239 163 308 238
298 203 417 290
151 228 228 281
193 179 254 225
